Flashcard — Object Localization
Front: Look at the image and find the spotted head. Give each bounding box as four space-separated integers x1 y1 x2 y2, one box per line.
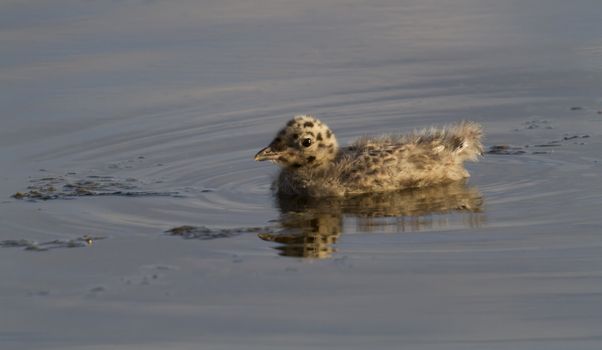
254 115 338 170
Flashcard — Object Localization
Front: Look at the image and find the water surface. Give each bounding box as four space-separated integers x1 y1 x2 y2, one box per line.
1 1 602 349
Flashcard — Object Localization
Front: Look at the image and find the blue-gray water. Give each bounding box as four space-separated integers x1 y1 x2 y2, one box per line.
1 1 602 349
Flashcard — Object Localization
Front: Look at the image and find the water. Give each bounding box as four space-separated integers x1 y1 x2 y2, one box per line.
1 1 602 349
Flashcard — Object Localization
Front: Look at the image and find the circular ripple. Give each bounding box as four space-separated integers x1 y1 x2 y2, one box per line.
26 101 602 235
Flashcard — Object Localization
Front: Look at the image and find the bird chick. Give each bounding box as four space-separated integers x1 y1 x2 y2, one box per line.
255 115 483 197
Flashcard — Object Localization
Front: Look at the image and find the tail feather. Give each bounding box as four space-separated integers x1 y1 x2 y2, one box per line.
451 121 483 161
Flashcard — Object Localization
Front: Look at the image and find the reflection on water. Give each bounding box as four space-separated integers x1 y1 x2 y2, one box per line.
259 181 484 258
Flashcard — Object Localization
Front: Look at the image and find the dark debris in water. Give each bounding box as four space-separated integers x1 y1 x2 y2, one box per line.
488 134 590 156
166 225 275 240
0 236 105 252
487 145 526 155
530 141 561 147
12 174 182 201
563 134 590 141
521 119 553 130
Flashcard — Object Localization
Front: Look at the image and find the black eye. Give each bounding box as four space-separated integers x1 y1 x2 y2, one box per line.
302 138 312 147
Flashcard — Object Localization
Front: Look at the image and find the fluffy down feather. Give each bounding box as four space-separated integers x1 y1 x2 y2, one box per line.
255 115 483 197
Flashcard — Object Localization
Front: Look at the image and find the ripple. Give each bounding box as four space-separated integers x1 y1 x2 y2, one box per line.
12 75 602 248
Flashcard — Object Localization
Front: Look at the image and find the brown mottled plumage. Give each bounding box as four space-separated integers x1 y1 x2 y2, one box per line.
255 115 483 197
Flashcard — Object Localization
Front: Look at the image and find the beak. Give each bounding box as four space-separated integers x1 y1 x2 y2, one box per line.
254 146 280 161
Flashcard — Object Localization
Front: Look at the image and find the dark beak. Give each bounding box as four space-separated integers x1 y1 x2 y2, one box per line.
254 146 280 161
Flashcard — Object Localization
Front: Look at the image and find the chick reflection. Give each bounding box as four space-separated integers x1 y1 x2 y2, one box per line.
258 181 484 259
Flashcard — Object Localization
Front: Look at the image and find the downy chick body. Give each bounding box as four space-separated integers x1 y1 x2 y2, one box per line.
255 115 483 197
